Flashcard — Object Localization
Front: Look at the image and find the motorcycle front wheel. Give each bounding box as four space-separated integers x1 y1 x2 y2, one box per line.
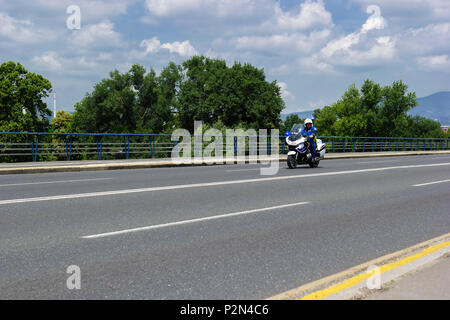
287 155 297 169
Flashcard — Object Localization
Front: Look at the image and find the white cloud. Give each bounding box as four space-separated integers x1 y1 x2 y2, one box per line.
0 0 135 23
161 41 198 57
145 0 272 19
269 0 333 31
417 55 450 72
70 20 125 49
0 12 57 43
32 52 62 71
233 29 331 54
140 37 198 57
298 56 334 75
321 5 386 59
351 0 450 22
399 23 450 56
278 82 295 101
361 5 386 33
303 5 395 71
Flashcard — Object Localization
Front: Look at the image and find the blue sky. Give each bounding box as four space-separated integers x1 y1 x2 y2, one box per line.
1 0 449 114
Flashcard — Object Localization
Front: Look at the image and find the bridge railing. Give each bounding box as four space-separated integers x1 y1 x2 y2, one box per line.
0 132 449 162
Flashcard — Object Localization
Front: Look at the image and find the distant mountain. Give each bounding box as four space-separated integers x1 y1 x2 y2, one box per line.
282 91 450 125
281 110 315 121
410 91 450 125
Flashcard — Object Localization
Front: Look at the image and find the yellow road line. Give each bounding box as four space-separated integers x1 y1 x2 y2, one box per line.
301 240 450 300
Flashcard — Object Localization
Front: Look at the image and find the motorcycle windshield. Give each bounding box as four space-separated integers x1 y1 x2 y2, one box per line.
288 132 303 142
289 124 304 142
290 124 303 134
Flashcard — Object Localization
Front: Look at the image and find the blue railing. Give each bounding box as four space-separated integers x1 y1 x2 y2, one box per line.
0 132 449 162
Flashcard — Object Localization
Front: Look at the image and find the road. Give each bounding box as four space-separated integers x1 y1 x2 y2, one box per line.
0 154 449 299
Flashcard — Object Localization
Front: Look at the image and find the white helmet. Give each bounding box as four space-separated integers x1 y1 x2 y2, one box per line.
304 118 313 126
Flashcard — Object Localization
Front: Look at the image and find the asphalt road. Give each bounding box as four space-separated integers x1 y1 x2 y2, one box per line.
1 154 449 299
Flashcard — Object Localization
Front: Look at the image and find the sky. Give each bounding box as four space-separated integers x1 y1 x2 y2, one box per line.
1 0 449 114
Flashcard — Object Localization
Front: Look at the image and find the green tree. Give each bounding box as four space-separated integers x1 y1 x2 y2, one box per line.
0 61 52 133
312 79 440 138
71 66 141 133
52 110 72 133
136 63 181 134
177 56 284 131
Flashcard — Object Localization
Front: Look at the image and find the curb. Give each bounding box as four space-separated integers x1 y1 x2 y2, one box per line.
267 232 450 300
1 151 449 175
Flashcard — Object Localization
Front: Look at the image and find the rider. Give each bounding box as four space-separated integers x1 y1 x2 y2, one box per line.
301 118 319 161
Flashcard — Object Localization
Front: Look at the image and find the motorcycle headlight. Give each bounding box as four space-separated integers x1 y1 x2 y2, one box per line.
287 139 296 146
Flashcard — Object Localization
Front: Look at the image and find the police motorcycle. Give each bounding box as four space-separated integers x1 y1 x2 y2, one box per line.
284 123 326 168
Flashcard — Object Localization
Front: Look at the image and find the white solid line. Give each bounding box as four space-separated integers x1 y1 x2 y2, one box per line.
0 178 113 188
357 160 400 164
413 179 450 187
1 162 450 206
226 169 261 172
82 202 310 239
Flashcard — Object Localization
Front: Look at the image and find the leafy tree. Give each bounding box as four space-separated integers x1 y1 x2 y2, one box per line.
71 63 181 134
0 61 52 133
177 56 229 130
52 110 72 133
136 63 181 134
177 56 284 131
313 79 441 138
70 69 136 133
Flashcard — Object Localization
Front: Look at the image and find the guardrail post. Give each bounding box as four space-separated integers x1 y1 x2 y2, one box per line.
65 136 73 161
362 140 365 152
372 140 374 152
342 139 346 153
281 137 285 154
388 139 391 151
123 136 130 159
352 139 356 152
332 138 335 153
149 136 155 158
96 136 103 160
30 135 39 162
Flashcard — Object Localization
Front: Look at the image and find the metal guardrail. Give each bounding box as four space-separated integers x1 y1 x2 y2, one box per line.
0 132 449 162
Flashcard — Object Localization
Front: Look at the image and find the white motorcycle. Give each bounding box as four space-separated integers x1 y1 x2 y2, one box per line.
285 124 326 168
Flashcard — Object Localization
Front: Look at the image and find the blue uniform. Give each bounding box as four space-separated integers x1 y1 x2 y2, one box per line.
301 126 318 159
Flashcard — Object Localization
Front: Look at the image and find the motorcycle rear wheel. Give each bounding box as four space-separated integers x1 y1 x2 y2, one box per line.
308 159 319 168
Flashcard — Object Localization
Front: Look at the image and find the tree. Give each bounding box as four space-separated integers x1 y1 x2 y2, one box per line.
136 63 181 134
52 110 72 133
71 64 181 134
177 56 284 131
0 61 52 133
177 56 229 131
312 79 440 138
70 69 136 133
